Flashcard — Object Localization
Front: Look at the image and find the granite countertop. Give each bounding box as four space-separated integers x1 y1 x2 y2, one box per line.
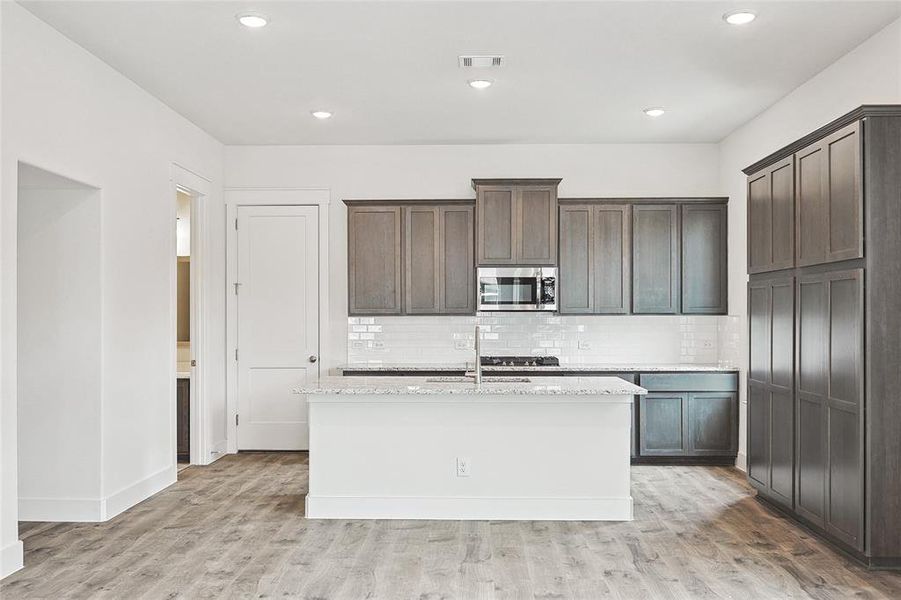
337 362 739 373
295 375 646 398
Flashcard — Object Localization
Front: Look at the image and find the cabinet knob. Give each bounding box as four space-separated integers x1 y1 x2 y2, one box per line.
309 355 318 363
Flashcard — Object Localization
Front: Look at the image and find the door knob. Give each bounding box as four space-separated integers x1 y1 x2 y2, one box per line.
309 355 318 363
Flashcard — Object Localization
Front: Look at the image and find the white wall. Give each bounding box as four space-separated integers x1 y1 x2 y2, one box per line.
718 17 901 470
0 2 18 582
224 143 724 374
17 183 103 520
1 2 225 575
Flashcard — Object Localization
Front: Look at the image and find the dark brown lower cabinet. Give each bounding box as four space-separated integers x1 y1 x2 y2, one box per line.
636 373 738 464
748 276 794 510
748 269 864 552
177 378 190 461
639 393 686 456
796 269 864 550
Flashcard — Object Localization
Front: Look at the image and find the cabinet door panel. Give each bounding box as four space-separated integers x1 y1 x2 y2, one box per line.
797 396 826 523
825 270 863 549
795 273 829 526
639 393 687 455
518 187 557 264
748 283 770 384
827 406 863 547
681 204 727 314
348 206 402 314
770 388 794 505
748 157 794 273
771 280 795 389
748 275 794 507
771 159 795 269
798 278 827 397
748 171 772 273
438 206 475 314
595 205 631 314
748 384 770 488
796 142 827 266
559 205 593 313
824 123 862 262
632 205 679 314
477 188 516 264
687 393 736 454
828 274 863 405
404 207 440 313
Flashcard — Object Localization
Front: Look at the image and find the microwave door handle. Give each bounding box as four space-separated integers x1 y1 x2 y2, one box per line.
536 277 543 309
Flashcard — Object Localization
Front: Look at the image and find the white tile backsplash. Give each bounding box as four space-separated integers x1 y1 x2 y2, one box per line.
347 313 741 366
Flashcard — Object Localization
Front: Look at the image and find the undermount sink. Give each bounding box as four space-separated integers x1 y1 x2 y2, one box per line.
425 376 532 383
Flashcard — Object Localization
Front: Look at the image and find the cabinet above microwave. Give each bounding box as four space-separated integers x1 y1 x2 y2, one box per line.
472 178 561 266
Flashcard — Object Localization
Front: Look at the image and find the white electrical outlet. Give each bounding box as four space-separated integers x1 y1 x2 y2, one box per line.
702 340 714 349
454 340 469 350
456 457 471 477
578 340 592 350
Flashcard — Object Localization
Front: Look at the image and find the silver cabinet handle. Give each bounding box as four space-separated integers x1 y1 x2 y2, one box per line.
309 355 318 363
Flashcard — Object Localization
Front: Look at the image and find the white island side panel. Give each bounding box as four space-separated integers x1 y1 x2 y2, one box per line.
306 393 632 520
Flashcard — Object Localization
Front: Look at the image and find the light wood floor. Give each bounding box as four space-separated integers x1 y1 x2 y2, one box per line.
3 453 901 599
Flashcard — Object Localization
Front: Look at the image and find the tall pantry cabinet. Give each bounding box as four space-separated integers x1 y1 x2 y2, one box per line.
745 106 901 568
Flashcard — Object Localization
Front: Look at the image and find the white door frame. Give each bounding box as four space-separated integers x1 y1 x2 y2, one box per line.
171 164 212 465
225 188 330 454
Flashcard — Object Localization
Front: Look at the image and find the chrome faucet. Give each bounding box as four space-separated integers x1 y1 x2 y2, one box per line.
474 325 482 385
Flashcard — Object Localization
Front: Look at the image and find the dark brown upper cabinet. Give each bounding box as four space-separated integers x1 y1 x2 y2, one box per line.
473 179 560 266
558 204 630 314
749 120 862 274
632 204 679 314
347 205 403 315
437 206 476 314
795 121 862 267
347 201 474 316
681 204 728 315
559 199 727 316
748 156 795 274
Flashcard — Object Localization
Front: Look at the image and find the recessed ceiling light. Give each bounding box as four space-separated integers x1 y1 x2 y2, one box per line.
723 9 756 25
236 12 269 28
311 110 333 120
643 107 665 118
468 79 493 90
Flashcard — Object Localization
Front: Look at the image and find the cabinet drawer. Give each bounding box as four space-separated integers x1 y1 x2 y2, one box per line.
639 373 738 392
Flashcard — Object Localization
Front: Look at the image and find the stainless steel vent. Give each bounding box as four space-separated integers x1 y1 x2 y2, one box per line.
458 55 505 68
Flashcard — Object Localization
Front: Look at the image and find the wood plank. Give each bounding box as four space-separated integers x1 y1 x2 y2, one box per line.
3 454 901 599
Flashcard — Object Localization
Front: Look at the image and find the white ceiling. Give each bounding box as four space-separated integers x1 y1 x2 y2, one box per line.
21 1 901 145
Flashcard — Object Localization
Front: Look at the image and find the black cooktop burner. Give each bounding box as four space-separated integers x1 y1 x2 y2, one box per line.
481 355 560 367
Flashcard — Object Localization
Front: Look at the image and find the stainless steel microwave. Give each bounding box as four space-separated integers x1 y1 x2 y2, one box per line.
477 267 557 312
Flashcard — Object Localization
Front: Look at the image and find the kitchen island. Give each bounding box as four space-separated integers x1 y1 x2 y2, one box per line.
295 376 646 521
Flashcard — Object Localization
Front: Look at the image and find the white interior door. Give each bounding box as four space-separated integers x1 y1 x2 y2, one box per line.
237 205 319 450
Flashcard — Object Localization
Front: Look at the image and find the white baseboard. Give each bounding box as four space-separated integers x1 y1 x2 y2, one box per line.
104 466 176 520
1 540 24 580
306 495 633 521
18 496 105 522
735 452 747 472
203 440 229 465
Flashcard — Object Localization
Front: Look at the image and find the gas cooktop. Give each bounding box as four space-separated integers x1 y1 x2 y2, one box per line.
480 355 560 367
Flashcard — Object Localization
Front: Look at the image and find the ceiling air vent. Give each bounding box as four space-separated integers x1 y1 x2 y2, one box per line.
458 55 505 69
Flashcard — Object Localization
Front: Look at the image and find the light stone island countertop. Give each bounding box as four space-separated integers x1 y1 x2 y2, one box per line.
336 362 739 373
294 375 647 398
